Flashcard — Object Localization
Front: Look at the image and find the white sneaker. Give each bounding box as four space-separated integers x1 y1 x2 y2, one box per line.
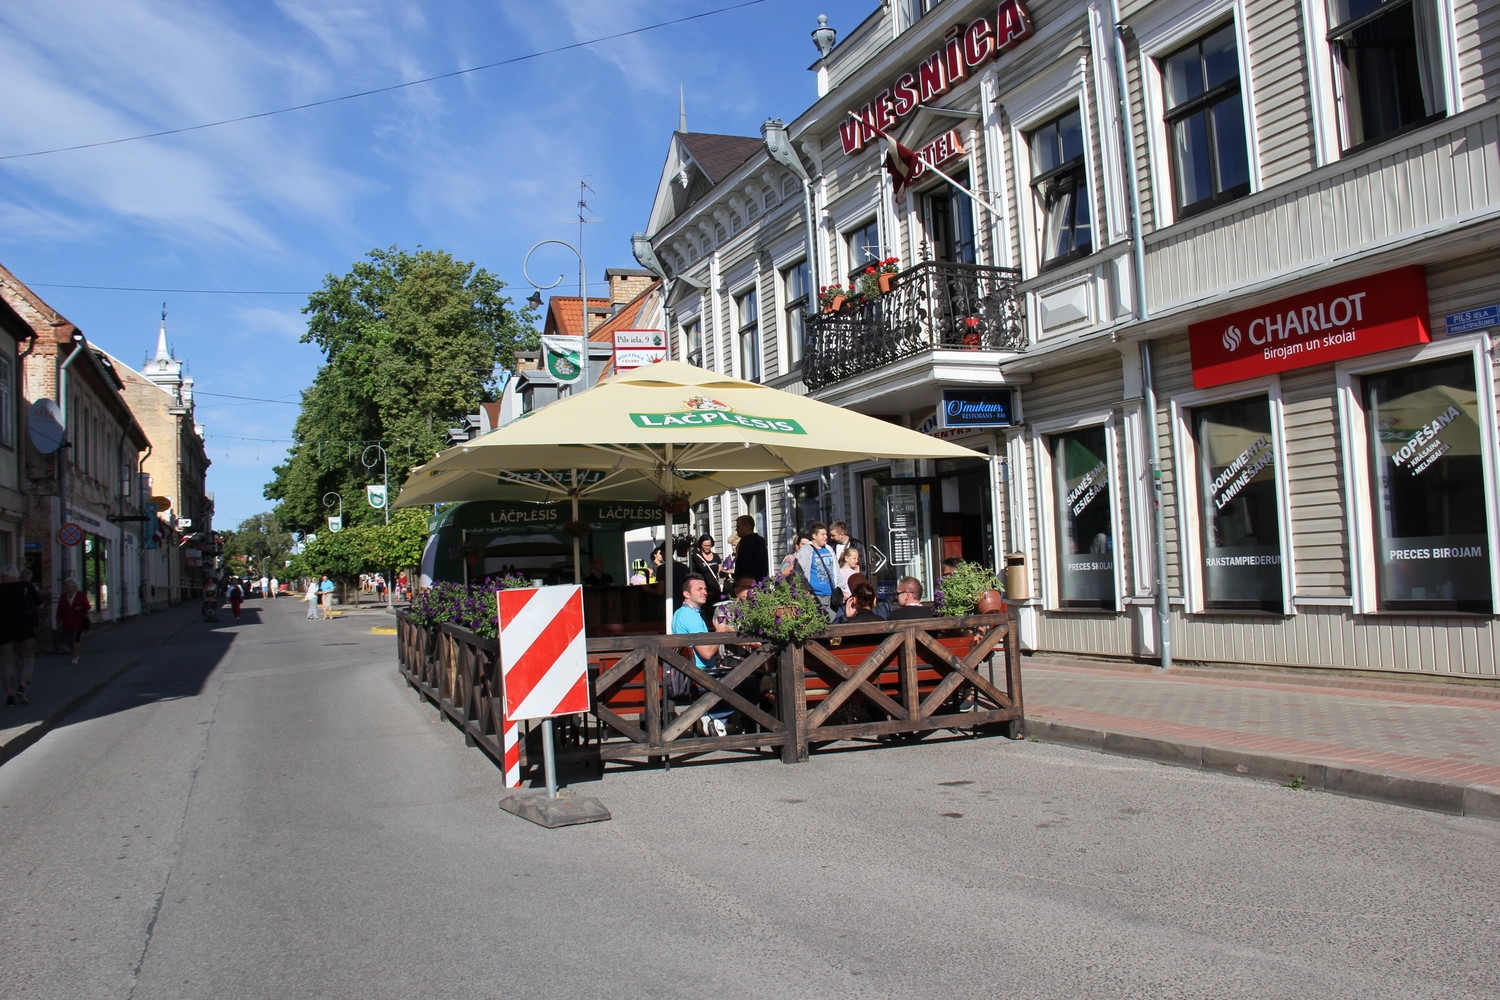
70 658 78 665
699 715 711 736
710 717 727 738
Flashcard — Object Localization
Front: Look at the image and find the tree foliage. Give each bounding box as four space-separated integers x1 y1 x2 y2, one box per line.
219 512 294 577
265 246 537 533
287 506 431 584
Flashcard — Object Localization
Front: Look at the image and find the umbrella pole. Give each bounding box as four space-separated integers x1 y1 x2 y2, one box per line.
663 507 673 628
571 496 582 586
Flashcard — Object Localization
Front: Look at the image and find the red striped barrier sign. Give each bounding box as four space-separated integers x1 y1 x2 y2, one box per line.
498 584 590 723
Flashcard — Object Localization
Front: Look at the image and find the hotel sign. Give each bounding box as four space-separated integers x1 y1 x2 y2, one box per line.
840 0 1034 155
1187 267 1431 389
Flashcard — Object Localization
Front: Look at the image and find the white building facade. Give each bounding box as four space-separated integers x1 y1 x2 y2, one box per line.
636 0 1500 679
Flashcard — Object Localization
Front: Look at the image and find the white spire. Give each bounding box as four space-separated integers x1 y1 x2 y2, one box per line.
154 302 171 362
679 86 687 133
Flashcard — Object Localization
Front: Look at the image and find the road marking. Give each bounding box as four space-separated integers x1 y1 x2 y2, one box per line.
371 627 396 634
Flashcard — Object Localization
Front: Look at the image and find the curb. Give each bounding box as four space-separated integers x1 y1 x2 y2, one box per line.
0 611 203 768
1024 716 1500 820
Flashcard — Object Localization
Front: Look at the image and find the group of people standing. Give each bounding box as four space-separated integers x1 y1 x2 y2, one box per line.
0 566 92 707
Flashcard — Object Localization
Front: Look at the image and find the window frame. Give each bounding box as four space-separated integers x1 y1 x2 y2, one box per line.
1026 106 1094 271
1326 0 1447 155
779 258 810 372
1031 411 1124 613
1158 20 1253 219
0 351 13 449
1169 377 1294 615
734 285 760 383
1337 336 1500 615
844 217 884 282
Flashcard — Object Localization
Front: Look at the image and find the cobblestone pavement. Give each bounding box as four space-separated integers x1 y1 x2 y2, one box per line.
1022 656 1500 818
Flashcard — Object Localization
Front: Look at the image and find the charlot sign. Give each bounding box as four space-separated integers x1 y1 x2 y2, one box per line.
1187 266 1430 389
839 0 1034 155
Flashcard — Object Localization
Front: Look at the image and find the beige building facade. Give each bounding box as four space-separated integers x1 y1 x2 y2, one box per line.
636 0 1500 679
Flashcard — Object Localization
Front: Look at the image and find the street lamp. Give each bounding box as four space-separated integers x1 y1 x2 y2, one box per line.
362 445 389 525
322 492 343 533
523 238 590 391
363 444 394 610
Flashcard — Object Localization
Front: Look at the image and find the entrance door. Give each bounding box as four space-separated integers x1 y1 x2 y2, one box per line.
863 476 940 601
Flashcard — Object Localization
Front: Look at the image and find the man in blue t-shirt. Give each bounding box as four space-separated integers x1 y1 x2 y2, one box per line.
793 522 838 610
671 573 733 737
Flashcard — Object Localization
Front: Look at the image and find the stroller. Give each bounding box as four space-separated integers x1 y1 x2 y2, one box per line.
201 594 219 622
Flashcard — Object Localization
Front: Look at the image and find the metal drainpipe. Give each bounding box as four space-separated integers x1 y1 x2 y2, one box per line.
1141 341 1172 670
1106 4 1171 669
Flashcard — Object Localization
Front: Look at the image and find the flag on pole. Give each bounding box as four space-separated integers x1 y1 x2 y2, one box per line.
327 515 343 533
883 130 922 196
541 335 584 384
367 484 388 509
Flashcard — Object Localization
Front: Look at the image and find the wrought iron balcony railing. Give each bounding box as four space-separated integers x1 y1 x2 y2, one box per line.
802 260 1025 390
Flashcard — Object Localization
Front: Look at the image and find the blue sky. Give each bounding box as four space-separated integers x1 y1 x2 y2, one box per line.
0 0 874 530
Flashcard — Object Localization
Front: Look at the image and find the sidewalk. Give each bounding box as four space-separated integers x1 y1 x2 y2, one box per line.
1021 654 1500 819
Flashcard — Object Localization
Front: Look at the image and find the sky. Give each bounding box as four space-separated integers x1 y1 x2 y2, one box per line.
0 0 876 531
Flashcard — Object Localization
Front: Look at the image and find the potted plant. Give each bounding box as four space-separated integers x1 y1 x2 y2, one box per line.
935 561 1005 617
859 257 901 298
961 315 981 348
655 489 692 515
726 575 830 645
817 283 852 314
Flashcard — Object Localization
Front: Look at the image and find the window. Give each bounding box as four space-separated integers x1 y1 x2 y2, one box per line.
1162 23 1250 217
924 171 976 263
0 353 12 448
791 479 822 535
1362 356 1489 612
1029 107 1092 268
781 259 810 368
845 218 882 280
1049 426 1114 607
1328 0 1445 151
1192 397 1282 610
683 319 703 367
736 288 760 382
904 0 941 27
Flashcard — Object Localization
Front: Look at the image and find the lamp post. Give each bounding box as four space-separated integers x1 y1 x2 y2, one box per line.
523 239 590 392
363 444 393 610
322 492 342 533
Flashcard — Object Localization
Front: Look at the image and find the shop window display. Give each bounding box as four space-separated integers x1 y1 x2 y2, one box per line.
1362 356 1490 612
1193 396 1283 610
1050 426 1114 607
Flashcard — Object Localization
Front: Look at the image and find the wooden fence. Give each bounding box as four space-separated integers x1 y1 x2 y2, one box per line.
396 611 1023 778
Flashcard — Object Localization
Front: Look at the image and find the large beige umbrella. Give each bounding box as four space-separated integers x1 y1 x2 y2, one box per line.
405 360 984 482
396 360 986 599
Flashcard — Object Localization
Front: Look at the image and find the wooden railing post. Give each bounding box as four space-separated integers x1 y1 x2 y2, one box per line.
780 642 808 763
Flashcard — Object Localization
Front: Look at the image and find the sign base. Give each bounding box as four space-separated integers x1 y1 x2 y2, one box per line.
499 793 611 828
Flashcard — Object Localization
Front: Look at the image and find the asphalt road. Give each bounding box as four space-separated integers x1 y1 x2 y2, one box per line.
1 599 1497 1000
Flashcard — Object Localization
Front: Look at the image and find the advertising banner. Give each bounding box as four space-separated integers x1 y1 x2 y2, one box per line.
613 329 667 370
541 335 584 383
1188 266 1430 388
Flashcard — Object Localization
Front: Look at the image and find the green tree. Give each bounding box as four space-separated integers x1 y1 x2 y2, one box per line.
221 513 293 579
265 246 537 533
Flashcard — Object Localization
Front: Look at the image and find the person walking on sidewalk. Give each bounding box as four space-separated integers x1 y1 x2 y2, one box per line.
304 580 320 620
0 564 43 705
56 577 90 666
319 574 335 622
226 579 244 621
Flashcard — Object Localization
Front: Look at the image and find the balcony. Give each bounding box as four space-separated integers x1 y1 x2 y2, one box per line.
803 260 1025 391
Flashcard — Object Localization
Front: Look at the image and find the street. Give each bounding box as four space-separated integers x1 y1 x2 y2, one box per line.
1 598 1496 1000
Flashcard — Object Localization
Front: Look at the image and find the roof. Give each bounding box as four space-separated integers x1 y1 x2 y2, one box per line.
545 296 613 339
676 132 763 185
